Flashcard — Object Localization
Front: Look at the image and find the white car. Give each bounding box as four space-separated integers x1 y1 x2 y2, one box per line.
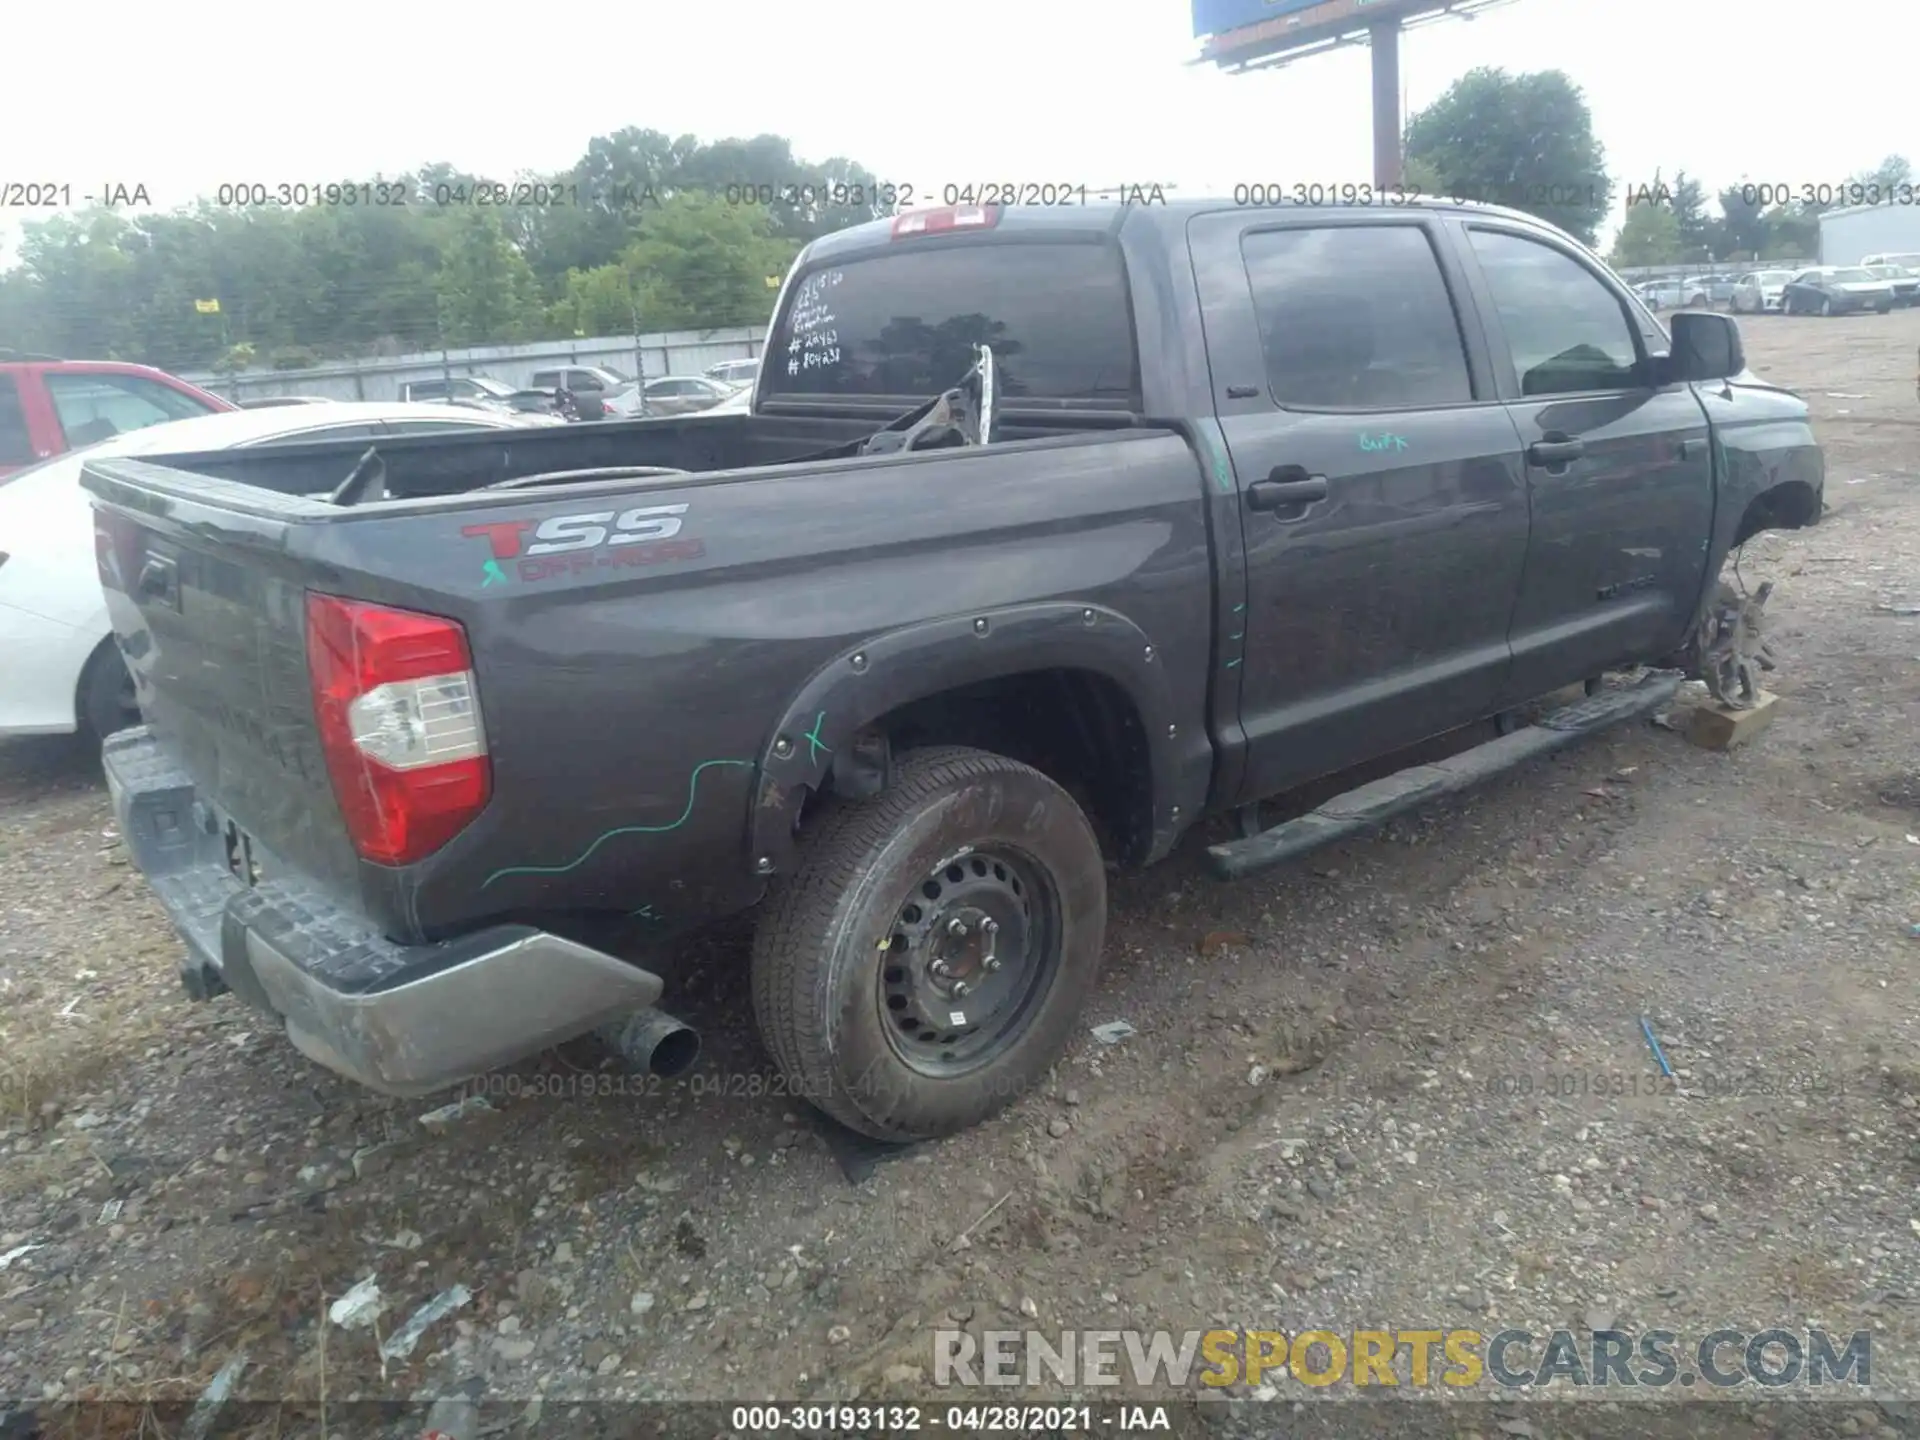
705 359 760 387
1729 269 1793 314
0 401 558 742
703 382 754 415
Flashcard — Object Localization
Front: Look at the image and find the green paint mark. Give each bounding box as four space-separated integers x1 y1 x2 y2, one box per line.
803 710 831 765
480 758 754 889
629 903 659 921
481 559 507 587
1225 657 1242 669
1230 631 1243 641
1232 603 1246 614
1359 431 1410 453
1195 424 1235 494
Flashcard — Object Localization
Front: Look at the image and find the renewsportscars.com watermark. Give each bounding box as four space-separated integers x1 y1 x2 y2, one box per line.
933 1327 1872 1391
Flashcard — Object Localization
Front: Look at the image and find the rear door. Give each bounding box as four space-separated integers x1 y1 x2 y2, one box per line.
1449 220 1714 700
0 375 42 476
1190 210 1531 802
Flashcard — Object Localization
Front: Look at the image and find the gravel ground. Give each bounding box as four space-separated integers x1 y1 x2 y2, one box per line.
2 309 1918 1437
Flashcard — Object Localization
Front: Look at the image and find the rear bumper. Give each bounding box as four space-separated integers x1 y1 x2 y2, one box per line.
103 727 664 1096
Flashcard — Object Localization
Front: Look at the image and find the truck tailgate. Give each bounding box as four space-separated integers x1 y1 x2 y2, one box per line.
87 460 365 899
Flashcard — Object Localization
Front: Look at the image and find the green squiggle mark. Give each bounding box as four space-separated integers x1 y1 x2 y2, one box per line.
480 758 754 889
803 711 831 765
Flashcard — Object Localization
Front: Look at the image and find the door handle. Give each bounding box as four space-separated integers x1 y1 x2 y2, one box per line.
1246 469 1329 511
1680 437 1708 459
1526 434 1585 468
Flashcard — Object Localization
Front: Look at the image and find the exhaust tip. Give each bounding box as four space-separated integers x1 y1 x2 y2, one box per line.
648 1025 701 1078
598 1007 700 1079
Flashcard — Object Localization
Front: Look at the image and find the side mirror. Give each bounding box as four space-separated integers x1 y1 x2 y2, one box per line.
1669 310 1745 381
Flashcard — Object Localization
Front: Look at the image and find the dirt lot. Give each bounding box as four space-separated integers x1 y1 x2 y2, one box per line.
3 309 1919 1436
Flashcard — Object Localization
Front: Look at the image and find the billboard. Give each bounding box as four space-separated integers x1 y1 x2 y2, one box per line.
1198 0 1495 66
1192 0 1329 35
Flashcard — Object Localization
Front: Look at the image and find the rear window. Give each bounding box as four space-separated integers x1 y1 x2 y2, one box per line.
761 242 1140 405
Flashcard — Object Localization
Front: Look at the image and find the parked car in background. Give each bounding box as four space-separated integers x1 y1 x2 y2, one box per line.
529 365 630 400
1633 276 1713 310
1781 267 1896 316
1696 275 1739 306
705 359 760 387
640 374 734 415
703 381 754 414
236 395 334 408
1863 264 1920 308
1861 252 1920 271
398 375 521 412
0 401 558 744
1729 270 1793 314
0 355 235 478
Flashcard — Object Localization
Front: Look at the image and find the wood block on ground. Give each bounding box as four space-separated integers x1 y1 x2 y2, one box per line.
1686 690 1779 751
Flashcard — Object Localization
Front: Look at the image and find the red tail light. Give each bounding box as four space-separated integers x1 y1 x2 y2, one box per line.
305 593 490 866
891 205 1000 239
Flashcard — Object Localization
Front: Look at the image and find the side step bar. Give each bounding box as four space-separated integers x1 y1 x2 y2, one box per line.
1206 672 1684 881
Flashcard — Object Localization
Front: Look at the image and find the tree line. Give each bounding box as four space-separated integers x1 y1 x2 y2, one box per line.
1 83 1907 374
1608 156 1914 269
0 131 892 373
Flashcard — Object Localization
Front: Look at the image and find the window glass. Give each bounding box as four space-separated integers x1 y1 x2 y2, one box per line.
45 372 213 446
1467 229 1641 396
1240 225 1472 409
761 242 1140 403
0 378 34 465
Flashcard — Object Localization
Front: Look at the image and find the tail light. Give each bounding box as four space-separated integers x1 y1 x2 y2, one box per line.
305 593 490 866
891 205 999 239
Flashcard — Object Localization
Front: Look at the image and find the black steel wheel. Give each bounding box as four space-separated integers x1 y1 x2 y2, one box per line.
79 640 140 744
751 745 1106 1141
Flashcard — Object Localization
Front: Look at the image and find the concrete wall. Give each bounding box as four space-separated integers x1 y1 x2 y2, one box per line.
183 327 765 404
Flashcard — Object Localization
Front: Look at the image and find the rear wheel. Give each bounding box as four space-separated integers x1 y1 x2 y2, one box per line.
751 746 1107 1141
78 640 139 744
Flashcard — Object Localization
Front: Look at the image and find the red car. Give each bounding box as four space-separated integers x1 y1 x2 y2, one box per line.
0 353 235 478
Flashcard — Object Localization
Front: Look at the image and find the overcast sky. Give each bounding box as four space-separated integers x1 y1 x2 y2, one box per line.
1 0 1912 266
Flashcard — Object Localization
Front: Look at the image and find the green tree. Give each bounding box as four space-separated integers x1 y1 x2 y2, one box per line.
1403 68 1613 245
1714 183 1769 260
1610 202 1681 268
622 192 798 331
433 209 544 347
1759 204 1820 263
1669 172 1712 259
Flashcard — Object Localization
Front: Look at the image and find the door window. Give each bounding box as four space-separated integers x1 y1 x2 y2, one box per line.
1240 225 1473 410
1466 230 1641 397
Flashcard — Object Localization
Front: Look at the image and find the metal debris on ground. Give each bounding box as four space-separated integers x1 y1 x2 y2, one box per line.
1875 602 1920 616
379 1283 472 1361
328 1275 385 1330
1089 1020 1136 1045
418 1095 495 1130
1699 581 1777 708
180 1349 249 1440
0 1244 43 1271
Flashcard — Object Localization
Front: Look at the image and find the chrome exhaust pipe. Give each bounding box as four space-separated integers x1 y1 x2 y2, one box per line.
597 1007 700 1078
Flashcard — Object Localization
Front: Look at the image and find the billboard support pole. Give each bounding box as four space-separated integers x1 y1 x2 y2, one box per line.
1370 19 1402 191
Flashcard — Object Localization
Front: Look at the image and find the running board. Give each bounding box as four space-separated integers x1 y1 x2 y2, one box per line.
1205 672 1684 881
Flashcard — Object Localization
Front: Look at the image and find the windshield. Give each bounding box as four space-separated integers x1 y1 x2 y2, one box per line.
1828 268 1876 283
1756 271 1791 284
761 241 1140 406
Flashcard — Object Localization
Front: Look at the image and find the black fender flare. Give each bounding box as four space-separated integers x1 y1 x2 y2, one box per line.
746 602 1191 874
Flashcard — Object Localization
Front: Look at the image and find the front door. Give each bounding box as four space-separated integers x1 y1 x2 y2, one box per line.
1190 211 1532 804
1449 222 1716 701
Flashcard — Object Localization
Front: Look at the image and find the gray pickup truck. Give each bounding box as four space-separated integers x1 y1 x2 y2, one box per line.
83 199 1823 1142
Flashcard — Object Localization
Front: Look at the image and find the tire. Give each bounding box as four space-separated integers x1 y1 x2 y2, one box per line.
78 640 139 743
751 745 1107 1141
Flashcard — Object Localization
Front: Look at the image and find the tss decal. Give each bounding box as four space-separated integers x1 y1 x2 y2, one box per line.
462 504 701 584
